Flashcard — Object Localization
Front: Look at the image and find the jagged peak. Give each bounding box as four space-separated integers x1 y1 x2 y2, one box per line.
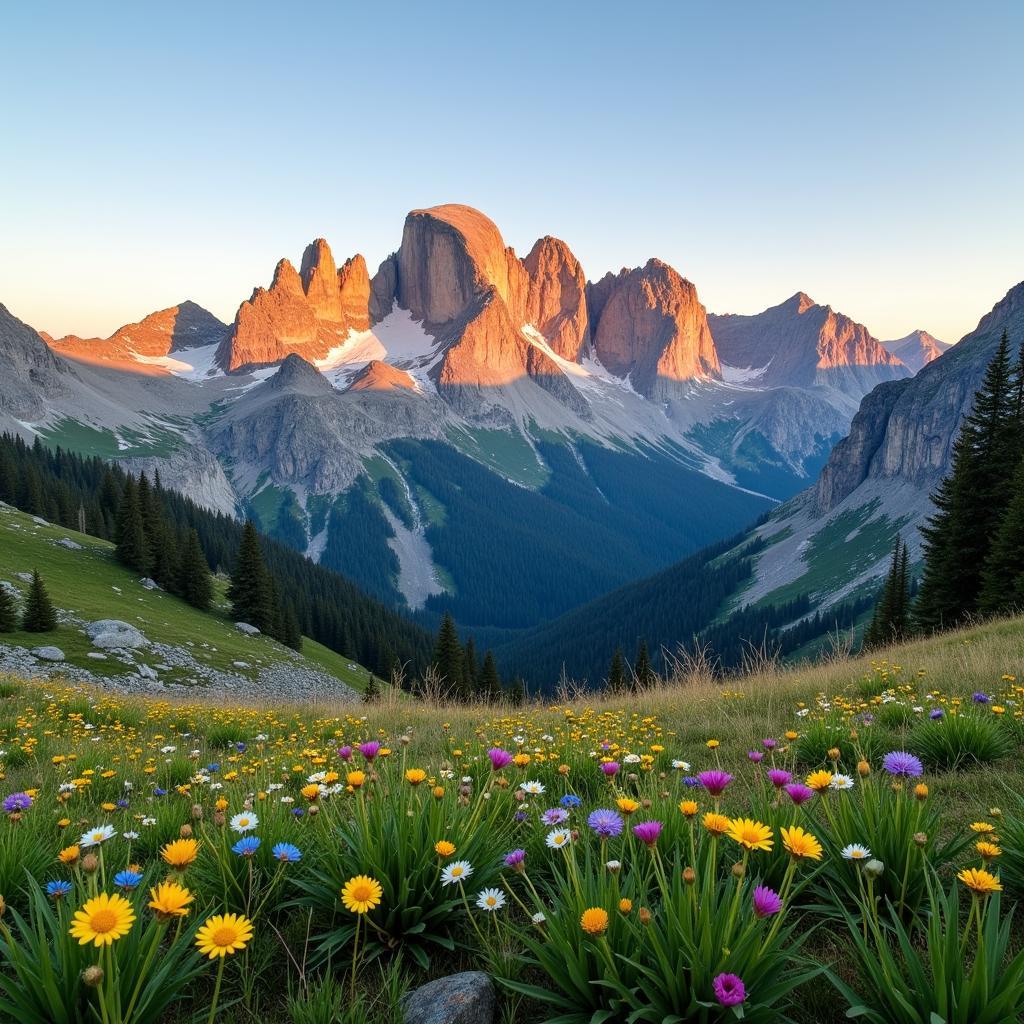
266 353 334 393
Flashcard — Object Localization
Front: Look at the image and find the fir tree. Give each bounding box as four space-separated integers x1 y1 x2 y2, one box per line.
114 477 147 573
865 538 911 648
363 672 380 703
0 584 17 632
227 521 273 631
282 604 302 651
915 332 1020 629
178 528 213 610
634 639 654 690
22 570 56 632
978 455 1024 615
480 650 501 701
507 676 526 705
432 612 464 694
606 646 626 693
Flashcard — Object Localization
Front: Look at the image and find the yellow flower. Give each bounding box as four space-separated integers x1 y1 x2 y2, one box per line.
58 844 80 865
195 913 253 958
618 898 632 913
970 821 996 834
161 838 199 869
69 892 135 947
702 812 731 836
726 818 774 852
678 800 699 818
346 770 366 789
300 783 320 801
432 786 445 799
616 798 639 815
580 907 609 936
957 867 1002 895
976 841 1001 862
148 881 194 919
914 784 929 801
215 798 228 812
341 875 383 915
806 770 833 791
434 840 456 857
781 826 823 861
785 731 798 741
706 739 719 749
405 768 427 786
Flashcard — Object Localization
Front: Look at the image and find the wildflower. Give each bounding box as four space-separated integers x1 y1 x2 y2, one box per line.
148 881 194 919
229 811 258 833
970 821 996 834
504 849 526 870
679 799 699 817
713 973 746 1008
80 824 117 847
545 828 572 850
958 867 1002 895
616 797 639 815
929 708 944 720
521 780 545 795
632 820 663 847
358 741 381 762
560 793 582 808
405 768 427 786
857 760 871 777
830 774 855 791
531 911 547 925
600 761 620 776
488 748 513 770
441 861 474 886
619 898 633 913
781 826 823 861
587 808 624 839
541 807 570 826
784 783 815 806
806 770 833 791
841 844 871 861
300 783 320 801
580 907 609 936
232 836 261 857
882 751 923 778
703 812 731 836
195 913 253 957
606 859 621 873
972 692 990 704
161 838 199 870
752 885 782 918
58 845 81 865
2 793 31 814
113 869 143 891
767 768 792 788
697 770 733 796
863 859 885 879
46 879 73 900
69 893 135 947
727 818 774 852
748 750 764 763
435 840 456 857
476 888 506 911
346 770 366 789
683 866 696 884
271 842 302 863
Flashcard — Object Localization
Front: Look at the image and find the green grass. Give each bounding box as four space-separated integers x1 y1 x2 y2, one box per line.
39 416 187 459
0 504 371 692
248 481 292 532
445 426 550 489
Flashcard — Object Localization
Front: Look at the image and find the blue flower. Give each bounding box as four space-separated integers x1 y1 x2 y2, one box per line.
972 692 990 704
235 742 247 753
206 763 220 774
232 836 261 857
559 794 582 808
272 842 302 862
46 879 73 900
291 807 305 818
929 708 944 720
117 799 130 809
114 869 143 891
682 776 701 788
154 787 167 797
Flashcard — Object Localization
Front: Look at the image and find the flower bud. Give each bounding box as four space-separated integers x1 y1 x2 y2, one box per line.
641 799 652 809
863 859 885 879
914 784 928 801
308 805 319 817
827 747 841 761
212 812 225 827
638 907 652 926
191 804 203 820
731 862 745 879
990 807 1002 818
913 832 928 847
81 854 99 874
682 866 696 886
857 760 871 777
82 965 104 988
618 898 632 914
179 824 193 839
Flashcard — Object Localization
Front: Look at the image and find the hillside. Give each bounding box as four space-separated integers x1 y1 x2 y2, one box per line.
0 502 377 699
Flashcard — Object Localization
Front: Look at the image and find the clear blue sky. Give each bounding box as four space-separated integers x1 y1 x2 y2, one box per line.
2 0 1022 344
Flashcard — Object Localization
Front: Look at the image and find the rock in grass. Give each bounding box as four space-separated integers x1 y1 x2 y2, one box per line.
87 620 149 649
31 646 65 662
235 622 260 635
58 538 82 550
401 972 495 1024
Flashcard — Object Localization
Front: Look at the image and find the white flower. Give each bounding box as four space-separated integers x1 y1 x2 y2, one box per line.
522 780 545 795
624 754 641 764
122 831 140 841
80 824 117 847
796 709 810 718
160 745 177 754
841 844 871 860
545 828 572 849
59 782 76 794
441 860 474 886
141 816 156 827
605 859 621 872
830 774 855 791
229 812 259 833
531 911 547 924
267 783 283 792
671 760 691 771
255 733 268 741
475 888 506 911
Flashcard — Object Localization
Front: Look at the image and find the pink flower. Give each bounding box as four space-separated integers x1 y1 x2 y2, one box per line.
767 768 791 788
632 820 663 847
600 761 620 776
488 748 514 770
713 973 746 1007
358 741 381 761
752 885 782 918
697 770 733 796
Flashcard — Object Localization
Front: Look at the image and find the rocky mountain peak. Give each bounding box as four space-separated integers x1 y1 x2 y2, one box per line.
299 239 342 320
344 359 418 394
267 353 335 395
880 329 950 373
521 235 590 361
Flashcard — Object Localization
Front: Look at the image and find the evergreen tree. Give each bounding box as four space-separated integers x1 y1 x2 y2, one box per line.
978 455 1024 615
606 646 625 693
22 570 56 632
227 521 273 631
915 332 1020 629
0 584 17 632
463 636 480 696
114 477 147 573
480 650 501 701
363 672 380 703
282 604 302 651
865 538 911 648
432 612 464 694
507 675 525 705
178 528 213 610
633 639 654 690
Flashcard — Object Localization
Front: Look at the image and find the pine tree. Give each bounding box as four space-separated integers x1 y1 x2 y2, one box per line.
114 477 147 573
634 639 654 690
480 650 501 701
978 455 1024 615
865 538 911 648
915 332 1019 629
507 676 525 705
178 528 213 610
0 584 17 632
606 646 625 693
227 521 273 631
22 570 56 632
363 672 380 703
432 612 464 694
282 604 302 651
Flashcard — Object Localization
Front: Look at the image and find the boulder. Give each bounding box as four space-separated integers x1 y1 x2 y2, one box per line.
232 660 251 669
139 577 161 590
401 972 495 1024
235 622 261 635
58 538 83 550
31 516 48 526
86 620 149 649
86 652 108 660
15 572 33 582
31 646 65 662
137 664 158 680
0 580 20 599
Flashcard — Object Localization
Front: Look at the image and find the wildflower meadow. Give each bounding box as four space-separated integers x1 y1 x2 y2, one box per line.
2 627 1024 1023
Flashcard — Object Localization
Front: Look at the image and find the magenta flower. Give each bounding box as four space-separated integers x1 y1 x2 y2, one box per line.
762 738 777 750
698 770 733 796
504 849 526 869
713 973 746 1007
784 783 815 806
600 761 620 776
358 741 381 761
488 748 514 770
752 885 782 918
632 820 663 847
767 768 792 788
748 750 764 763
337 745 352 761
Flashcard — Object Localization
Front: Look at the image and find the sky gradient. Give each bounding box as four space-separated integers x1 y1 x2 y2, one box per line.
3 1 1022 345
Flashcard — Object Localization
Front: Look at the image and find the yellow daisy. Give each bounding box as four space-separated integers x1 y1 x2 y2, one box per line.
195 913 254 958
341 875 383 915
69 892 135 947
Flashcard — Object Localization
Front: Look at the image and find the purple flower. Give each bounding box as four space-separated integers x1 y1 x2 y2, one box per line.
600 761 620 776
713 973 746 1008
358 741 381 761
882 751 923 778
337 745 353 761
762 738 777 750
752 885 782 918
767 768 792 789
541 808 570 826
587 808 624 839
504 849 526 870
748 750 764 763
488 748 514 770
784 783 815 806
514 810 528 822
929 708 944 720
972 691 990 704
2 793 32 814
698 770 733 797
682 775 701 788
632 820 663 847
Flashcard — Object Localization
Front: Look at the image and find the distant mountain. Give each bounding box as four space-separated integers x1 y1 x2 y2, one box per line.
879 329 950 373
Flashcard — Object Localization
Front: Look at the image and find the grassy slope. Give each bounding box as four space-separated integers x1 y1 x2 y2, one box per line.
0 504 372 692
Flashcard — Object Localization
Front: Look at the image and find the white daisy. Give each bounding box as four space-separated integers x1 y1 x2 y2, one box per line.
80 824 116 847
531 911 547 924
229 811 259 833
830 774 855 791
841 844 871 860
522 780 545 795
441 860 474 886
545 828 572 849
475 887 506 911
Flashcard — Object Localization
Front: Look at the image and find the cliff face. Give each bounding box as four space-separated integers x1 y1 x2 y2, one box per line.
0 303 76 419
521 236 590 362
813 281 1024 514
588 259 720 399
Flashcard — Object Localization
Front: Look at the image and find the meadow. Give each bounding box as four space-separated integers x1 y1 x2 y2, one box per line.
2 618 1024 1023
